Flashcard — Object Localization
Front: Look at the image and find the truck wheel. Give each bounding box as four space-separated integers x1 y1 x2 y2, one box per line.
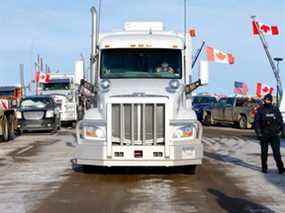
204 113 213 126
8 115 16 140
72 121 77 129
238 115 247 129
1 116 9 142
57 121 61 130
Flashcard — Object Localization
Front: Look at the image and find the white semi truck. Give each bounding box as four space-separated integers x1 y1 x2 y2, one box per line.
39 73 78 127
71 7 208 172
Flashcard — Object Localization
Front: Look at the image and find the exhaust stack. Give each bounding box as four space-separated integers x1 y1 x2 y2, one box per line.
90 7 99 85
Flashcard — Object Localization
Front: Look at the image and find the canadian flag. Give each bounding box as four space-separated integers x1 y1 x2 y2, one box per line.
0 99 9 110
256 82 274 98
35 72 50 83
252 21 279 36
206 47 235 64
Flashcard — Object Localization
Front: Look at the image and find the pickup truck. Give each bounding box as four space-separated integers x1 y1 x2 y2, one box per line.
192 96 217 122
204 97 262 129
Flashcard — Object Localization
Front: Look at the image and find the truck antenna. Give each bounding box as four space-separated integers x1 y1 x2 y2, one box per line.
98 0 102 33
184 0 187 45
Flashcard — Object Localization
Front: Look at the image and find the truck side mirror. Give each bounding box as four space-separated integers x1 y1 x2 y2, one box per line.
199 60 209 85
185 60 209 94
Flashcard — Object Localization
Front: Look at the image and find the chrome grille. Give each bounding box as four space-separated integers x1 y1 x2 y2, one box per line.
23 111 44 120
112 103 165 145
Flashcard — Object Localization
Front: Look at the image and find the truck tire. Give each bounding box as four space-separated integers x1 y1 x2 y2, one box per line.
8 115 16 140
1 116 9 142
238 115 247 129
204 113 213 126
72 121 77 129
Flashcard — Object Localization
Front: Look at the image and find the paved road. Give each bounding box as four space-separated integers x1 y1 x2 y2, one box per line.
0 127 274 213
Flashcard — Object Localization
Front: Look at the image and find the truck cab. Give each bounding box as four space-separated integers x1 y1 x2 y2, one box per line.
0 86 23 141
72 8 208 171
39 74 78 126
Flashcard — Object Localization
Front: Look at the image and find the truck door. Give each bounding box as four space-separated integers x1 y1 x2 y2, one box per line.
224 98 235 122
213 98 227 121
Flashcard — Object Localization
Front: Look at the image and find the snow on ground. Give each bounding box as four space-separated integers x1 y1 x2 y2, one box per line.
203 128 285 213
0 133 74 213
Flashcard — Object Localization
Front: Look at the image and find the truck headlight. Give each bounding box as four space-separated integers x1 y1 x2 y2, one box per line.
67 95 73 102
78 121 106 141
172 123 199 140
16 111 22 119
46 110 55 118
64 105 74 111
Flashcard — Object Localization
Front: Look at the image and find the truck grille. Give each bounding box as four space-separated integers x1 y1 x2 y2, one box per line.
23 111 44 120
112 103 165 145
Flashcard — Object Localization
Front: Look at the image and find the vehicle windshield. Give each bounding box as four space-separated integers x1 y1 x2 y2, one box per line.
21 97 53 109
193 96 217 104
0 91 14 96
40 79 70 91
100 49 182 79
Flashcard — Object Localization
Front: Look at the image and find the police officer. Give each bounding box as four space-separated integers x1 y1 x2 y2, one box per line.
254 93 285 174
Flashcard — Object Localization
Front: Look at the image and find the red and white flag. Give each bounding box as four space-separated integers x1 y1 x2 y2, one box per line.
256 82 274 98
35 72 50 83
0 99 9 110
252 21 279 36
206 47 235 64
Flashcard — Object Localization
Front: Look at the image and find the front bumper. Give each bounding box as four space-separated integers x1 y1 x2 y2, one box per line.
72 140 203 167
18 118 56 131
60 111 77 122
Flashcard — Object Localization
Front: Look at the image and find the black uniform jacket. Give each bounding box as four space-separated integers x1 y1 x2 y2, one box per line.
254 104 283 137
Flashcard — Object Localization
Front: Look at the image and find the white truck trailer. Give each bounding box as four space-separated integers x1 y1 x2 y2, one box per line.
71 7 208 172
39 73 78 127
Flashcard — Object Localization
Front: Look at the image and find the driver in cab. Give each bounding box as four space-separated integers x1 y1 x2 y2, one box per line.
156 62 175 74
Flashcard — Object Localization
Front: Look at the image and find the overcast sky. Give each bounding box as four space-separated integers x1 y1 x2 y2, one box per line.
0 0 284 95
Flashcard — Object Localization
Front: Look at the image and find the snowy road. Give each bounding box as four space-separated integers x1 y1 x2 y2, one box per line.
0 127 284 213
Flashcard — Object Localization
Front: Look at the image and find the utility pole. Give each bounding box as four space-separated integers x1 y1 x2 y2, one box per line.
19 64 26 96
35 62 39 95
251 16 283 107
274 57 283 106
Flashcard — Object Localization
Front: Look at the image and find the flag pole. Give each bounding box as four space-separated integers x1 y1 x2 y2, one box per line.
251 15 283 106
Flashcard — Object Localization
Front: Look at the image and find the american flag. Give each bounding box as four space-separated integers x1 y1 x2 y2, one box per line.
234 81 248 95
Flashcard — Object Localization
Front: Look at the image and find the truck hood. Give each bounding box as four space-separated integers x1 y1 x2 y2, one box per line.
104 79 183 98
40 90 72 96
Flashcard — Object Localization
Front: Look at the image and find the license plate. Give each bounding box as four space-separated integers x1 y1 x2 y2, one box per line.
182 147 195 159
26 124 41 128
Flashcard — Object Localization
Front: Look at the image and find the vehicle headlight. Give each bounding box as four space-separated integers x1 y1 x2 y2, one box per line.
78 122 106 141
172 123 198 140
64 105 74 111
16 111 22 119
169 79 180 90
46 110 55 118
65 95 73 103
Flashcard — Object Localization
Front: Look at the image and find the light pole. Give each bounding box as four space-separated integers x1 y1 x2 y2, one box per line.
274 57 283 106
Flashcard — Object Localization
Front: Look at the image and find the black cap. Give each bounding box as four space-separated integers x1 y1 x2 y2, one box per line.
264 93 273 101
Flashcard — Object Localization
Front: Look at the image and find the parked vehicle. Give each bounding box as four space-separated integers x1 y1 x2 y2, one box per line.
0 86 23 141
39 74 78 127
192 96 217 122
69 7 209 173
0 108 16 141
17 96 61 133
204 97 262 129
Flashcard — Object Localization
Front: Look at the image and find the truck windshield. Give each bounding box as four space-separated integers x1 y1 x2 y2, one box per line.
193 96 217 104
40 79 70 91
21 97 53 109
100 49 182 79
